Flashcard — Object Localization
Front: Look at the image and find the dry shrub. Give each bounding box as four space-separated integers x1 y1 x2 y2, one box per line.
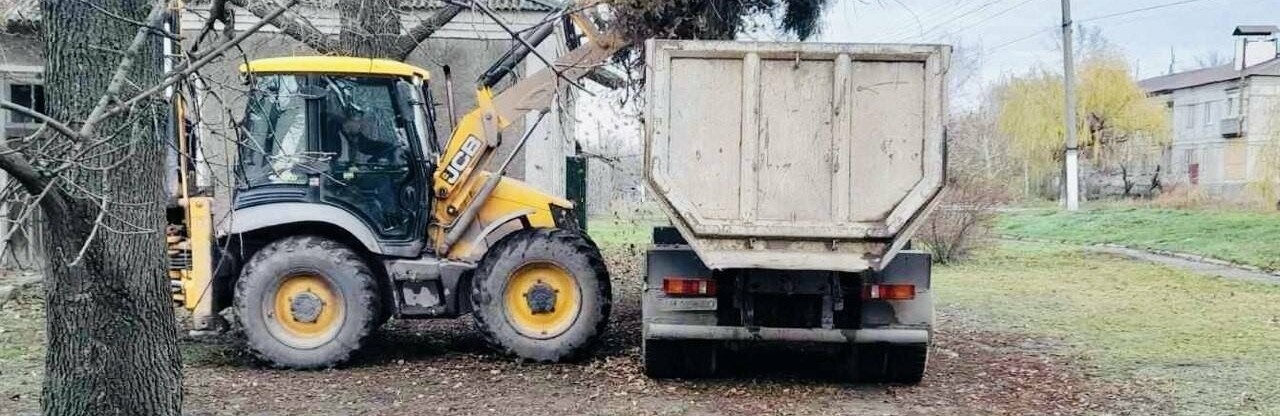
1149 185 1212 210
919 174 1009 264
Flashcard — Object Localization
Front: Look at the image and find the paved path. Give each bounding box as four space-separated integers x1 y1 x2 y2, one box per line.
1003 237 1280 285
1087 245 1280 284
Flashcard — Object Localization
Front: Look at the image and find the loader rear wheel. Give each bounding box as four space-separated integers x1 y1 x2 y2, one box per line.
472 228 611 362
234 236 379 369
643 338 717 379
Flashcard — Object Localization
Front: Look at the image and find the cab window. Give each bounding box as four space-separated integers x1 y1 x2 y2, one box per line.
319 76 409 170
241 74 308 186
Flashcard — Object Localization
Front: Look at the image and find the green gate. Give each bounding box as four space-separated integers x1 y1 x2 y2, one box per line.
565 155 588 231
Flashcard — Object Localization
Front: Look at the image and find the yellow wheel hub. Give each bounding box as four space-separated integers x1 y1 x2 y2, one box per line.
503 262 581 339
270 273 343 347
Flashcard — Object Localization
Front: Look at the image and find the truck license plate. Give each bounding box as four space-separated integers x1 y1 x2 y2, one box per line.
657 297 717 311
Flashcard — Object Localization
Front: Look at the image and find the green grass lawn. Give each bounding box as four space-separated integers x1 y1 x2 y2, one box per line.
937 241 1280 415
587 217 663 247
592 216 1280 413
999 207 1280 270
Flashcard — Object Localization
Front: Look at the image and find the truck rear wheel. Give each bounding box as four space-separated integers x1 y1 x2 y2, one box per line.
472 228 611 362
642 338 717 378
849 344 928 384
234 236 379 369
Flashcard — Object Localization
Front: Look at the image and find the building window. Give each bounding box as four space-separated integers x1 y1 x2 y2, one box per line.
1184 149 1199 185
1225 88 1240 117
1204 101 1214 126
7 84 45 125
1185 104 1196 129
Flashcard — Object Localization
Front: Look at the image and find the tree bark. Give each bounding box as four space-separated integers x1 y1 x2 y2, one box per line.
230 0 462 60
337 0 404 59
39 0 183 414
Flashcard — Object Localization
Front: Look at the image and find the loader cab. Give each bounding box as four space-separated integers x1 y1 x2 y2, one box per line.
235 57 441 253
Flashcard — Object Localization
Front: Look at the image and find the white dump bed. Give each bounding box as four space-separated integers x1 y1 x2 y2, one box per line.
644 40 949 272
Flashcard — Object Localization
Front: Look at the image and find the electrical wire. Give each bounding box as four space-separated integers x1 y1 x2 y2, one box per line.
874 0 1007 43
945 0 1044 39
982 0 1220 54
891 0 1011 42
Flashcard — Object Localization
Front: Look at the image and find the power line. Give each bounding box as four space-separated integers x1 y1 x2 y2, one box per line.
947 0 1044 39
982 0 1218 53
870 0 984 42
985 26 1055 53
1079 0 1213 22
898 0 1010 42
876 0 1008 43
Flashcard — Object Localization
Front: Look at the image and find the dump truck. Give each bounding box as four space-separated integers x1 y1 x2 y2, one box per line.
640 40 949 382
166 3 627 368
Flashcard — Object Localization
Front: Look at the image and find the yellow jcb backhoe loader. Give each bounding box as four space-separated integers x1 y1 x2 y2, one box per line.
167 2 627 368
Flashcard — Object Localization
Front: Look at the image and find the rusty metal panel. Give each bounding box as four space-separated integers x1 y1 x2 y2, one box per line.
645 40 949 272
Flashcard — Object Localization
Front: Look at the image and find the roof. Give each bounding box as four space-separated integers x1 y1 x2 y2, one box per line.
1234 25 1279 36
240 56 431 79
2 0 555 31
1 0 37 32
1139 57 1280 94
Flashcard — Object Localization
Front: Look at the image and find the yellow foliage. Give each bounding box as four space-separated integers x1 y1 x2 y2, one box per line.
997 69 1065 177
997 54 1170 176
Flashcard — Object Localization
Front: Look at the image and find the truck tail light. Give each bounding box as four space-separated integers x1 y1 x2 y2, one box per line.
863 284 915 300
663 277 716 297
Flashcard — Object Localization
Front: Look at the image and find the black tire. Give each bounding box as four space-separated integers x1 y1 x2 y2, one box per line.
848 343 928 384
643 338 717 379
234 236 380 369
471 228 611 362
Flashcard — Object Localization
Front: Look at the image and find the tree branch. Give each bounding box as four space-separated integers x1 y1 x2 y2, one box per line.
0 140 50 196
226 0 337 54
86 0 300 128
394 4 463 60
79 0 170 138
73 0 180 40
0 100 82 140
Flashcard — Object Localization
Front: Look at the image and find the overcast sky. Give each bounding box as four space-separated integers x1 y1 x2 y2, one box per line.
804 0 1278 102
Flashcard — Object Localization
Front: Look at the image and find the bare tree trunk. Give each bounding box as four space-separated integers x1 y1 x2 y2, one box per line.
39 0 182 414
228 0 463 60
337 0 403 58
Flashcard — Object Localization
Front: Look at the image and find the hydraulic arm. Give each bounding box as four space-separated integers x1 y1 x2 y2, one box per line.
429 1 628 257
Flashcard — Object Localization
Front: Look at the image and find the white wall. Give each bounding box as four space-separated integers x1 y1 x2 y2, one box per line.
1162 75 1280 194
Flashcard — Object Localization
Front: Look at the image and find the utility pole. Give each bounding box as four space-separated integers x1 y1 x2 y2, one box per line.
1061 0 1080 211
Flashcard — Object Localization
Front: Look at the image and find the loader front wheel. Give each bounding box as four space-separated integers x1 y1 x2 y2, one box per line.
472 228 611 362
234 236 379 369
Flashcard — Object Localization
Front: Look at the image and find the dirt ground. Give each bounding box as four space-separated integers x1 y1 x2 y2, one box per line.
1 244 1167 415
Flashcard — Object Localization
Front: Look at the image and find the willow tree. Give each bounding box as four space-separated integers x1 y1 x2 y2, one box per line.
997 53 1170 196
